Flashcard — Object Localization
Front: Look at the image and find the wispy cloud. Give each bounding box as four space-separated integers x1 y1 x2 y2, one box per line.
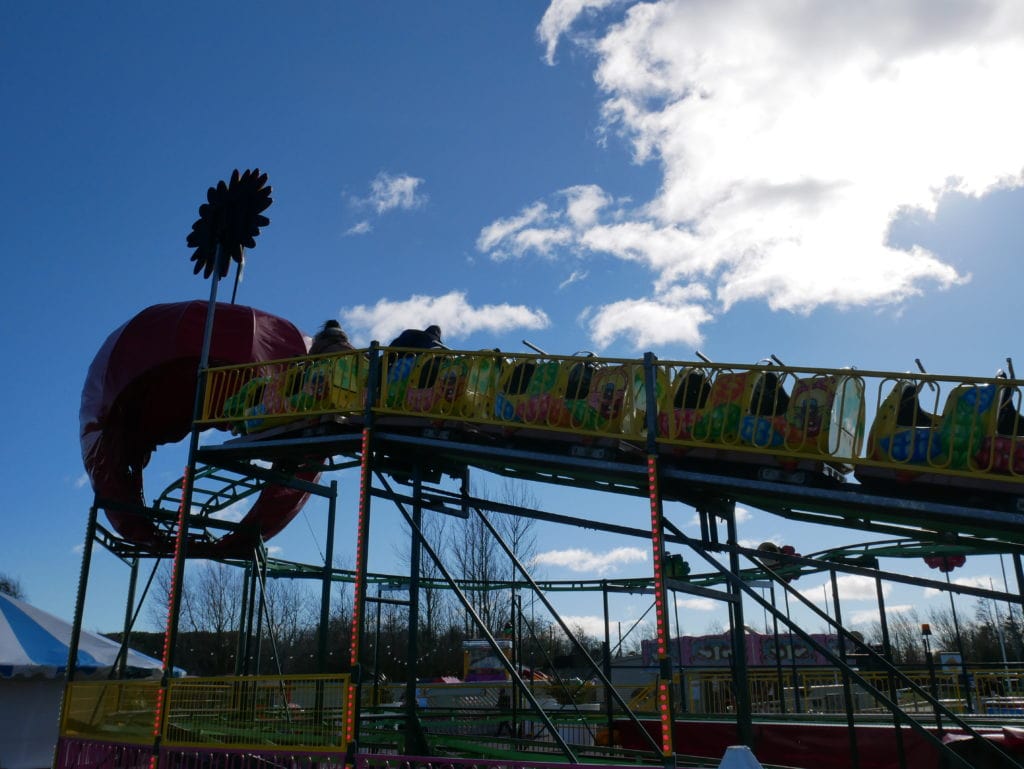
367 172 427 214
924 574 994 597
209 500 251 524
340 290 549 346
73 473 89 489
559 269 589 290
537 0 619 65
483 1 1024 350
533 545 648 575
477 202 558 258
849 604 915 625
345 172 427 236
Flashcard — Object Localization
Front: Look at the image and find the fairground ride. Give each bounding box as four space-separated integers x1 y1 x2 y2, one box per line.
59 299 1024 769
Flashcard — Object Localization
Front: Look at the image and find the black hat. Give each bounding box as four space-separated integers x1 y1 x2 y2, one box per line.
426 325 441 339
324 319 342 330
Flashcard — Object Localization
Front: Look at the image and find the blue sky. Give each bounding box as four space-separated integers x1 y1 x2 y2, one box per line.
2 2 1024 645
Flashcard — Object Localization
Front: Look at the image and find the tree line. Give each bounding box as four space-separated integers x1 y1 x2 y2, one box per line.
123 480 628 679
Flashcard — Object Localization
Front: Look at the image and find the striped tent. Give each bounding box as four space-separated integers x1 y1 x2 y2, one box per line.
0 592 163 679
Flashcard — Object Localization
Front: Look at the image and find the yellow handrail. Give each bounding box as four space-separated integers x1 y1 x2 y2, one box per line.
200 348 1024 486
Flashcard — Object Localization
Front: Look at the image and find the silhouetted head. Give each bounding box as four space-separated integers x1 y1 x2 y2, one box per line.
426 325 441 340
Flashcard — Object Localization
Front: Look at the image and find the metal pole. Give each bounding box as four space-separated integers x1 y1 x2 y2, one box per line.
945 570 974 713
783 589 802 713
769 581 786 715
66 502 99 684
922 629 943 732
345 342 380 757
602 581 614 740
235 562 251 675
725 507 753 748
1013 553 1024 666
152 246 225 764
642 352 676 766
876 571 907 769
511 592 519 737
404 463 427 754
831 568 860 769
373 585 383 707
1000 555 1024 664
116 558 140 679
989 579 1011 694
674 579 686 713
243 558 258 675
253 554 266 675
164 249 223 677
318 481 338 672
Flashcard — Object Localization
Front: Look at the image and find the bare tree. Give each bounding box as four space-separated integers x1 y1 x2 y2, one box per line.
493 479 539 579
447 478 538 636
449 508 504 633
872 608 924 665
0 572 25 600
145 559 324 675
392 509 454 645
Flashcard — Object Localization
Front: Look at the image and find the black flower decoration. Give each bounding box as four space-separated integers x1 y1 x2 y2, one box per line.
187 168 272 279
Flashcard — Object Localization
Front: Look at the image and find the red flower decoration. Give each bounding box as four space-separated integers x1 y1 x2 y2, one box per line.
924 554 966 573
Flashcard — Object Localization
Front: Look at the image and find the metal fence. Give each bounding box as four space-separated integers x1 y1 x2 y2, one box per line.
613 667 1024 716
58 674 349 750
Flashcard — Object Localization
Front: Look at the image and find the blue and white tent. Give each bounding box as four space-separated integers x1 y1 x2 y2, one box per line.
0 591 164 679
0 592 170 769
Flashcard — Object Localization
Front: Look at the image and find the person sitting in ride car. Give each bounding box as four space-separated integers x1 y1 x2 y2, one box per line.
309 319 354 355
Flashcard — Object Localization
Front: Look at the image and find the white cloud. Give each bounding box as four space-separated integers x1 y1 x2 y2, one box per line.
583 284 713 349
345 172 427 234
367 172 427 214
848 604 914 625
676 596 716 612
560 613 615 639
210 500 251 524
346 220 372 236
341 290 550 346
923 574 994 597
73 473 89 489
886 604 915 614
849 608 879 625
565 184 612 228
499 0 1024 348
800 574 889 604
533 545 648 575
476 202 553 257
537 0 620 65
559 269 589 290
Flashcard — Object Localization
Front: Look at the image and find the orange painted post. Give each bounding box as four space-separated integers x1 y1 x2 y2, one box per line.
642 353 675 762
